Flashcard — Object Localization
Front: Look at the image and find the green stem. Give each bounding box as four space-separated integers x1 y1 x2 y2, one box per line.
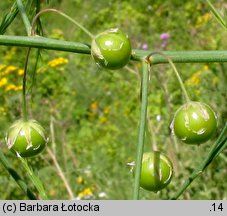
2 35 227 64
202 123 227 169
133 49 227 64
0 149 37 199
19 157 48 200
206 0 226 29
146 51 190 102
16 0 31 35
16 0 31 121
0 2 19 35
171 123 227 199
31 9 94 38
0 35 91 53
22 48 31 121
28 49 40 100
133 61 149 200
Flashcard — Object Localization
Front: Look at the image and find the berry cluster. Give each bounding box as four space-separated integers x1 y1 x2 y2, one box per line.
5 25 217 194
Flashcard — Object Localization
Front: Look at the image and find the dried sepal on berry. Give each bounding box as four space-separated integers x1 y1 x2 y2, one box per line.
91 28 132 70
6 119 48 157
170 101 217 144
139 151 174 192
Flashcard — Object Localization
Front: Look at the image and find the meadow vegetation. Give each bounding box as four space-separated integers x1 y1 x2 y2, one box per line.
0 0 226 199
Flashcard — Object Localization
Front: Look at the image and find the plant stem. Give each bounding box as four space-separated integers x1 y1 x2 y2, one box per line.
206 0 226 29
19 157 48 200
0 149 37 199
16 0 31 35
47 114 75 199
50 115 56 155
31 9 94 38
171 123 227 199
47 148 75 200
16 0 32 121
28 48 40 101
133 61 149 200
22 48 31 121
146 51 190 102
2 35 227 64
133 49 227 63
0 2 19 35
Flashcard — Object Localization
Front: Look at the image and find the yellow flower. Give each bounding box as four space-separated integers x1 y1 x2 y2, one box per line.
76 176 84 184
4 65 17 74
0 107 7 115
191 74 201 85
104 107 110 114
17 69 24 75
15 85 23 91
0 64 6 71
0 78 8 87
203 65 209 70
5 84 17 91
78 188 93 199
48 57 69 68
196 12 212 27
49 189 56 196
186 71 201 86
90 101 98 110
203 13 212 22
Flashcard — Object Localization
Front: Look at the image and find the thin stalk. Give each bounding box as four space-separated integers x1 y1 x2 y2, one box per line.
31 9 94 38
133 61 149 200
47 113 75 199
147 113 158 151
203 123 227 166
22 48 31 121
19 157 48 200
47 148 75 200
16 0 32 121
0 149 37 200
172 139 227 200
206 122 227 151
125 66 158 151
50 115 56 156
28 48 40 102
0 2 19 35
206 0 226 29
34 0 43 36
171 123 227 199
16 0 31 35
146 51 190 102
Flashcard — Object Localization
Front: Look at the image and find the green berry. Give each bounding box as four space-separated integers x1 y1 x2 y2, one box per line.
171 101 217 144
140 151 174 192
91 28 132 70
6 119 48 157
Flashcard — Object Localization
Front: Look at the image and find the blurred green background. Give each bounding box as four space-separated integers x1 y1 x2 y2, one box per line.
0 0 226 200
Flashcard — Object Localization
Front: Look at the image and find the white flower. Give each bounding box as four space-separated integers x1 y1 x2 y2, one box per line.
156 115 161 121
98 192 107 198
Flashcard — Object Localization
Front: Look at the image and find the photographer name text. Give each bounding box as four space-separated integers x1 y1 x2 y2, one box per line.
2 202 99 213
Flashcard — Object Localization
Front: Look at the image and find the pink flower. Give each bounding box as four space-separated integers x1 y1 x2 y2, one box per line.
160 33 170 41
142 43 148 50
160 33 170 49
